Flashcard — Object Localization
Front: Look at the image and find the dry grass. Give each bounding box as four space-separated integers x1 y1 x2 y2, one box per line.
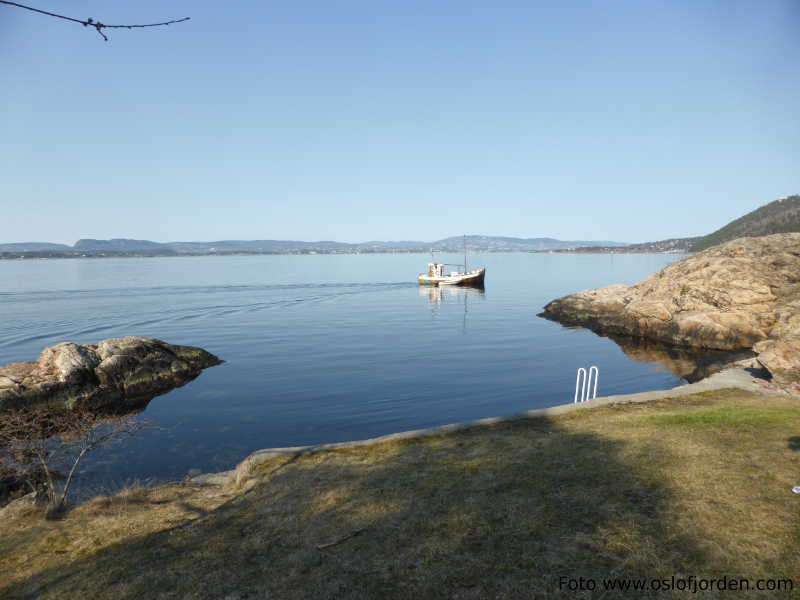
1 389 799 599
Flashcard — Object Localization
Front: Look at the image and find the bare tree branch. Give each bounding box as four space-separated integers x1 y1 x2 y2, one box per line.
0 407 60 504
1 406 158 514
56 408 151 510
0 1 189 41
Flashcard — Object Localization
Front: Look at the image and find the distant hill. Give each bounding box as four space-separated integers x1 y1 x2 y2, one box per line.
0 242 71 252
0 236 629 257
167 240 360 253
74 239 166 251
6 196 799 258
433 235 627 252
622 237 701 253
571 193 800 254
547 237 700 254
690 195 800 251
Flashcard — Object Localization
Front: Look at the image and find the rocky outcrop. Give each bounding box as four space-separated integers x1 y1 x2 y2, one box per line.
0 337 221 411
752 339 800 393
541 234 800 391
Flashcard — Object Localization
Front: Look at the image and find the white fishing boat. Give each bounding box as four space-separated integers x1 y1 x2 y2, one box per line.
418 236 486 286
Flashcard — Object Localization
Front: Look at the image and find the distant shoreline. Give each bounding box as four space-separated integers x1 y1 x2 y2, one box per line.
0 249 433 260
0 246 690 260
0 248 691 260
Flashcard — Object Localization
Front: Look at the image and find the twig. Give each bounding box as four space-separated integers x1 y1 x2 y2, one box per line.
0 1 189 41
316 528 367 550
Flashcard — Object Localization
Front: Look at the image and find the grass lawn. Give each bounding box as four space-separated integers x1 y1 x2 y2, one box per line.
1 388 799 599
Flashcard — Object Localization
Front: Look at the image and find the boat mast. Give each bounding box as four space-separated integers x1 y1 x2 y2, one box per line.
463 234 467 273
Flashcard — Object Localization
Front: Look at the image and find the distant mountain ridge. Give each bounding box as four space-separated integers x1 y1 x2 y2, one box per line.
546 237 700 254
0 236 629 256
435 235 626 251
73 239 165 251
616 237 701 253
0 242 72 252
690 195 800 251
6 194 799 257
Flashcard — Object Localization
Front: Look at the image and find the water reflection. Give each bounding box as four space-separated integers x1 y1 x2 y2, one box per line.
0 397 158 505
419 283 485 305
420 284 485 333
604 333 755 383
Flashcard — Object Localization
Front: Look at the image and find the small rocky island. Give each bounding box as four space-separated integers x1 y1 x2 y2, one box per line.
542 233 800 392
0 337 221 411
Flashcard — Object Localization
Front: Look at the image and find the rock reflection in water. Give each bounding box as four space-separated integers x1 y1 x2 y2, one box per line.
605 334 756 383
0 397 158 506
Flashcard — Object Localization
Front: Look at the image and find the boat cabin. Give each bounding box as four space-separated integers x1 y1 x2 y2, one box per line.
427 263 446 278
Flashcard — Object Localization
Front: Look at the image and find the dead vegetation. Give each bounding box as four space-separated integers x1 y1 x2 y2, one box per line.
0 406 152 513
1 388 799 599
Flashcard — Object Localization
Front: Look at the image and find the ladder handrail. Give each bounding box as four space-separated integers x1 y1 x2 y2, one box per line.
574 366 599 403
588 366 598 400
574 368 586 403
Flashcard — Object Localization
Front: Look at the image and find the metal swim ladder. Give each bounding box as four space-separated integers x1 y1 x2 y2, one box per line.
574 366 599 403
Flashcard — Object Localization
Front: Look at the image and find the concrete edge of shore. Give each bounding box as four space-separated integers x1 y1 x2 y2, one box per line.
191 367 786 487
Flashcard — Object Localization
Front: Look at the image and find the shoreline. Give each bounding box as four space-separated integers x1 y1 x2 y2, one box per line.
0 249 689 261
192 366 782 487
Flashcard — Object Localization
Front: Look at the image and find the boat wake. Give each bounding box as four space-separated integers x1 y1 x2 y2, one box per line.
0 282 415 353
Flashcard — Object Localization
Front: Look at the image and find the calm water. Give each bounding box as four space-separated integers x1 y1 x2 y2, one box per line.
1 252 687 490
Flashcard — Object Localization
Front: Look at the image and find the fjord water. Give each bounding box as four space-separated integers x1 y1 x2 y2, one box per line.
1 253 686 489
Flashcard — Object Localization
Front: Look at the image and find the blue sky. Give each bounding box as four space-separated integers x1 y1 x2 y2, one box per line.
1 0 799 244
